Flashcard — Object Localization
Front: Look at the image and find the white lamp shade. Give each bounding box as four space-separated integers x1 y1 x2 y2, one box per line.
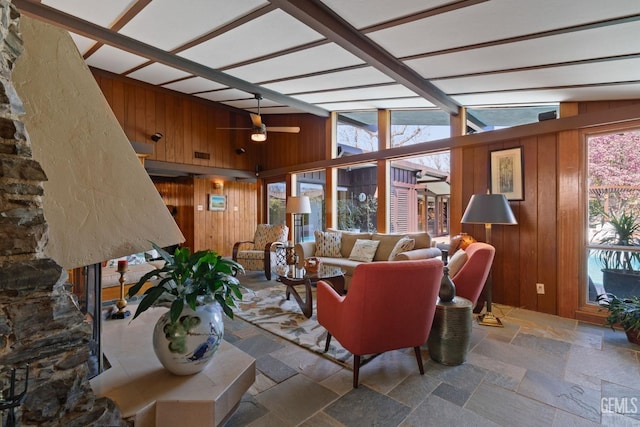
286 196 311 214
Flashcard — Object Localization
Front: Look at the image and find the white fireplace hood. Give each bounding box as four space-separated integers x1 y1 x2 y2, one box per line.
13 16 184 270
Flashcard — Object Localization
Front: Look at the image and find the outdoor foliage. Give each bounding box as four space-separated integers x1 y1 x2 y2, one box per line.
589 131 640 187
337 196 378 232
589 131 640 233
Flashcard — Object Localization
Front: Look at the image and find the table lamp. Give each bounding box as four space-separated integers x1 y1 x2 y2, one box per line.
286 196 311 244
461 192 517 327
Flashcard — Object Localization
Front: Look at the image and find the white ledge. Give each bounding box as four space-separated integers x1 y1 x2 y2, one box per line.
90 307 255 427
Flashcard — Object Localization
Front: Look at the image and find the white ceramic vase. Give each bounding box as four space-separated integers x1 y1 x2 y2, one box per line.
152 302 224 375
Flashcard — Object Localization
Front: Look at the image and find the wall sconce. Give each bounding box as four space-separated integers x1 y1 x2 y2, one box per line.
151 132 163 142
213 180 224 190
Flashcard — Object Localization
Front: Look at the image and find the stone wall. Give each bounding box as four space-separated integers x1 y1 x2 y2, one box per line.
0 1 121 425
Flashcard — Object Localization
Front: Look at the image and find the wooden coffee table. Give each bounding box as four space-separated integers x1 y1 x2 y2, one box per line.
276 265 345 318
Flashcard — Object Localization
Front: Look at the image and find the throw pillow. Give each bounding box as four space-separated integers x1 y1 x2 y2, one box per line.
388 237 415 261
448 249 468 278
314 230 342 257
349 239 380 262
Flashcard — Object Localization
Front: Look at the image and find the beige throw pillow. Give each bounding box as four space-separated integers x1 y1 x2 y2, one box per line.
448 249 468 278
314 230 342 257
388 237 415 261
348 239 380 262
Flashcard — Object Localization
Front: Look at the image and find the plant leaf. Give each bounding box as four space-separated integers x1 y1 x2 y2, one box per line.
170 298 184 324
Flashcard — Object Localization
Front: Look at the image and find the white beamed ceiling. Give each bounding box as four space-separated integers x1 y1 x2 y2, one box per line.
20 0 640 117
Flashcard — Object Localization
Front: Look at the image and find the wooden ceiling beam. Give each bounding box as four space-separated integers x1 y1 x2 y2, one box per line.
14 0 331 117
269 0 461 115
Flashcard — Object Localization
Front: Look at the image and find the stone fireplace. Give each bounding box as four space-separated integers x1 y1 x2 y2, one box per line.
1 0 182 425
0 1 121 424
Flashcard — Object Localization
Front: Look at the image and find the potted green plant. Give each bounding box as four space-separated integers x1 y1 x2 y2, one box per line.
597 293 640 345
127 243 245 375
592 209 640 298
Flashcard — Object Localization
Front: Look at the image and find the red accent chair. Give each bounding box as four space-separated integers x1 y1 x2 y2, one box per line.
317 259 443 388
451 242 496 313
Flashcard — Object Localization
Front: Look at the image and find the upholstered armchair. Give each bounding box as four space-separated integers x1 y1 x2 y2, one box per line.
451 242 495 313
317 259 443 388
232 224 289 280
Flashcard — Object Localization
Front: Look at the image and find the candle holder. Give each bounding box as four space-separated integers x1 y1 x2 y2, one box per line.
0 364 29 427
110 262 131 320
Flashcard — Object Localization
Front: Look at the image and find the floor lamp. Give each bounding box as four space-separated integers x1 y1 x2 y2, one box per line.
286 196 311 244
461 193 517 327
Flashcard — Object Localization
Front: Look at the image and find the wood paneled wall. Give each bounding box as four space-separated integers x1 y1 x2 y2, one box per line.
459 135 559 314
92 68 262 172
457 100 640 316
93 70 328 255
153 178 195 250
193 178 257 256
94 68 640 318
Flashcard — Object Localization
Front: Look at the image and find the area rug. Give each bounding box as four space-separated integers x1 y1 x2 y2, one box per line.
234 286 367 369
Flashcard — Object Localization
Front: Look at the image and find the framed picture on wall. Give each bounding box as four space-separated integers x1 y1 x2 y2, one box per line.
209 194 226 211
489 147 524 201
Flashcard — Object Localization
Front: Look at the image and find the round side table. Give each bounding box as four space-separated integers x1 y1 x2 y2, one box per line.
427 296 473 366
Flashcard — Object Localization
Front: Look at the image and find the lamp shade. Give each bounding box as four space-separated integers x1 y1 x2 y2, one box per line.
286 196 311 214
461 194 518 225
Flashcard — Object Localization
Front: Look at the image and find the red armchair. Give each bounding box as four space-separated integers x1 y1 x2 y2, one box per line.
317 259 443 388
451 242 495 313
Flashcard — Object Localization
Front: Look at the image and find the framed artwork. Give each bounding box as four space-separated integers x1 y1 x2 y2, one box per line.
208 194 226 211
490 147 524 201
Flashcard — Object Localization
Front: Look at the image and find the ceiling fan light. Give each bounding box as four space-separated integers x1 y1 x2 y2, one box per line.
251 130 267 143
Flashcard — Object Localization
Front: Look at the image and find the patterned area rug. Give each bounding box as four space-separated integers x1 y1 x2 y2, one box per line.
235 286 365 368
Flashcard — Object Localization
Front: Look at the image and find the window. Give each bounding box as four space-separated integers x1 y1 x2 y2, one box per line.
390 110 450 146
336 163 378 232
389 153 450 235
466 105 559 133
267 182 286 225
586 129 640 303
295 170 326 242
336 111 378 157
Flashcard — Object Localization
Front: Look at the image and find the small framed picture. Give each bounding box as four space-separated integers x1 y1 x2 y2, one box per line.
490 147 524 201
208 194 226 211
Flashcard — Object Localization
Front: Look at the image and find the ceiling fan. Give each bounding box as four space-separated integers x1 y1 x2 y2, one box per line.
221 94 300 143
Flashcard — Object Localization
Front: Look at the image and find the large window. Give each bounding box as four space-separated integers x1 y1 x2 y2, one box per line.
267 181 286 225
295 171 326 242
336 163 378 232
586 129 640 304
390 110 450 146
389 153 450 235
466 105 559 133
336 111 378 157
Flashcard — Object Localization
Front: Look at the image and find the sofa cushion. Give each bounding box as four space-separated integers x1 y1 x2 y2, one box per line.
388 237 415 261
338 231 372 258
404 232 433 249
316 257 361 278
447 249 468 277
349 239 380 262
371 233 406 261
314 230 342 257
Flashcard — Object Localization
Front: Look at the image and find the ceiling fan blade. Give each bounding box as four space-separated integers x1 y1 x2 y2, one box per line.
266 126 301 133
250 113 262 128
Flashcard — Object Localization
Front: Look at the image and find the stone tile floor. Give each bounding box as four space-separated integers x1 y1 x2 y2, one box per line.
222 273 640 426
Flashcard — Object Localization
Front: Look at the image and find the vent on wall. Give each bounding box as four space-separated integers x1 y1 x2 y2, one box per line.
194 151 210 160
